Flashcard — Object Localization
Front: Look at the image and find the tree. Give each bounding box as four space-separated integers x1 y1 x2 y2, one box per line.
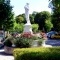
15 14 26 24
0 0 14 31
15 15 24 24
13 23 24 33
45 20 53 32
29 11 38 24
49 0 60 31
29 14 34 24
34 11 51 32
32 11 38 17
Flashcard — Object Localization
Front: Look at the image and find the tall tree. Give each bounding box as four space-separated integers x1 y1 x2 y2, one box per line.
29 11 38 24
29 14 34 24
32 11 38 17
34 11 51 32
0 0 14 31
49 0 60 31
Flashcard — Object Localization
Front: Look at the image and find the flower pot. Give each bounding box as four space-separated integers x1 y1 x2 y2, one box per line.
4 46 14 54
31 40 39 47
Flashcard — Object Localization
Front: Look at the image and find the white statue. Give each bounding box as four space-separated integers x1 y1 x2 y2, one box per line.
23 3 33 34
24 3 30 24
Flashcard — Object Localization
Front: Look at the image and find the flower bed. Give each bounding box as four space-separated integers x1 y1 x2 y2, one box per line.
21 32 32 38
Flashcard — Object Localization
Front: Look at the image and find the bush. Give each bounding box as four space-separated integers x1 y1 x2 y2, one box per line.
30 36 39 40
14 36 43 48
45 20 53 32
14 37 32 48
13 23 24 33
30 36 43 45
38 39 43 45
13 47 60 60
4 37 15 47
32 24 39 33
4 38 13 47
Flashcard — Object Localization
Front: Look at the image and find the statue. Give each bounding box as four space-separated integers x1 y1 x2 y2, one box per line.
23 3 33 34
24 3 30 24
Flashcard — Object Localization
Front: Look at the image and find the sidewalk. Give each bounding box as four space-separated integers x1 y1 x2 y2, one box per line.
0 49 14 60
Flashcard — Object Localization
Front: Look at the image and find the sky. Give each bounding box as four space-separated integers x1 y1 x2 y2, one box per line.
10 0 51 16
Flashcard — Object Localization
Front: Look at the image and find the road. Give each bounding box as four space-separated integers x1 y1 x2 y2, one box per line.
44 38 60 46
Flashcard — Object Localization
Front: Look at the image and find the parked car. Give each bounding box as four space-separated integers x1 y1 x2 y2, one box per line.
47 31 58 38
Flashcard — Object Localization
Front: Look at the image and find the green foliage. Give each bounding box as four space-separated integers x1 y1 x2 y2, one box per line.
30 36 39 40
14 35 43 48
34 11 51 31
49 0 60 31
51 14 60 31
14 37 32 48
13 47 60 60
38 39 43 45
4 36 16 47
15 12 38 24
30 37 43 46
32 11 38 17
32 24 39 33
0 0 14 30
45 20 53 32
4 38 12 47
13 23 24 33
15 15 24 24
29 14 34 24
0 0 5 3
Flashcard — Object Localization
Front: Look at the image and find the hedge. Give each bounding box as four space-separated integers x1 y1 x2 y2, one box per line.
13 47 60 60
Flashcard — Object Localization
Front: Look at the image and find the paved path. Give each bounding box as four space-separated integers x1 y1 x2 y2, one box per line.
0 49 14 60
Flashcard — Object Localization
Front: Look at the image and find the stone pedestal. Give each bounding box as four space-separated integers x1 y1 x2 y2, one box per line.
23 3 33 35
23 23 33 34
4 46 14 54
31 40 39 47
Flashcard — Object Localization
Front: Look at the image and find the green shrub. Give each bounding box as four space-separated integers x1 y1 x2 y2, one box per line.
30 36 43 46
4 37 13 47
13 47 60 60
4 36 16 47
4 34 43 48
32 24 38 33
45 20 53 32
13 23 24 33
14 36 43 48
30 36 40 40
14 37 32 48
38 39 43 45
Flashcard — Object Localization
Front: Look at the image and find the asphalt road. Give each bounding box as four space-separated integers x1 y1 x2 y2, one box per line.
45 38 60 46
